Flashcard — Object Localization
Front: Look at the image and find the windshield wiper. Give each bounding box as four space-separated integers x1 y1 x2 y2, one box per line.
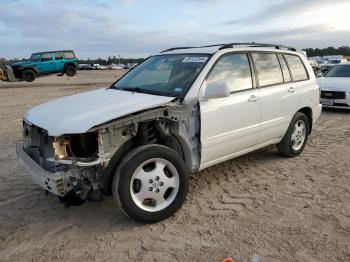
122 87 144 93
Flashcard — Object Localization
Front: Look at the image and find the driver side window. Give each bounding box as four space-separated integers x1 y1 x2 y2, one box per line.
41 53 53 62
207 53 253 93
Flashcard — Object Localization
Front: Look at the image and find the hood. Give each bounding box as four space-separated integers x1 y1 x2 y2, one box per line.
25 88 175 136
12 61 37 67
317 77 350 92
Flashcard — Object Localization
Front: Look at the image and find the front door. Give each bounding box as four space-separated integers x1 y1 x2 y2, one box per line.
199 53 261 168
38 53 56 73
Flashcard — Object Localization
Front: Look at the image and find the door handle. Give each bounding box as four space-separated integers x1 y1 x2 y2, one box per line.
288 86 296 93
248 95 259 102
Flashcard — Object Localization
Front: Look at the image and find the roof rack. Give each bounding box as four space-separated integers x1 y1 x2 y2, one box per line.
160 42 298 53
218 42 298 51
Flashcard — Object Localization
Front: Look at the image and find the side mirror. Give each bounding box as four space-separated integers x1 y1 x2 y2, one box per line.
203 80 230 99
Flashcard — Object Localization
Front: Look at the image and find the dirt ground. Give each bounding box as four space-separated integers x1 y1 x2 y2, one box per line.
0 71 349 262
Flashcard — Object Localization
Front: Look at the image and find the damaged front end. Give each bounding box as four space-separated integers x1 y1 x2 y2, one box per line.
0 65 20 82
17 101 201 207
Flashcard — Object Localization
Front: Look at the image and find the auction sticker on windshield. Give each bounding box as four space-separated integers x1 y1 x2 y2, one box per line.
182 57 208 63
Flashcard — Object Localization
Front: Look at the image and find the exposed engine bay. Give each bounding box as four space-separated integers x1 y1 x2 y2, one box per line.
22 101 201 206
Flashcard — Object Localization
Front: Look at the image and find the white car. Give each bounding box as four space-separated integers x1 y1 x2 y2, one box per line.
318 62 350 109
16 43 322 223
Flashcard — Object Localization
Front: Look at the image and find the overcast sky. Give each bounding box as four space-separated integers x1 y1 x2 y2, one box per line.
0 0 349 59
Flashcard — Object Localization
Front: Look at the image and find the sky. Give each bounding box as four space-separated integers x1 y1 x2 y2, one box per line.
0 0 350 59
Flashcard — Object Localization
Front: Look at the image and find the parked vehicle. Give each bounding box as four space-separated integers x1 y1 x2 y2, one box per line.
320 59 347 74
2 50 78 82
317 62 350 109
16 43 322 223
97 65 108 70
308 59 320 75
78 64 90 70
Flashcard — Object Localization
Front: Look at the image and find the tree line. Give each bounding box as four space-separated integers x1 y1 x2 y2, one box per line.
78 56 145 65
303 46 350 57
2 46 350 66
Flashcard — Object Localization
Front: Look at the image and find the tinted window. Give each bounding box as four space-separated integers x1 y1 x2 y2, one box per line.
64 51 75 59
252 53 284 86
55 52 64 60
325 64 350 77
277 54 291 82
284 54 308 81
41 53 52 62
207 54 252 92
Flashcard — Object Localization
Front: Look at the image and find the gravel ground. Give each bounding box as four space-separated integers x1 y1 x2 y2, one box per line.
0 71 349 262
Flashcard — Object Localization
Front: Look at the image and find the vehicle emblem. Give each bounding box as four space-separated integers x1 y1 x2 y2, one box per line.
324 93 333 97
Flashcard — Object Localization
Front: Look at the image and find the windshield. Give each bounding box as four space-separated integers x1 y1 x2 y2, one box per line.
30 53 41 61
112 54 210 97
327 60 341 64
325 64 350 77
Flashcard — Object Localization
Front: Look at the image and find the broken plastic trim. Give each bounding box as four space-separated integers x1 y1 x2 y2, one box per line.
47 157 102 167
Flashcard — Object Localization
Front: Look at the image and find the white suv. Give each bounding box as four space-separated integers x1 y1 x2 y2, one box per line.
17 43 322 223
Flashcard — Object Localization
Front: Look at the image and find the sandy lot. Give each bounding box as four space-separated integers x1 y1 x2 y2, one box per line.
0 71 349 262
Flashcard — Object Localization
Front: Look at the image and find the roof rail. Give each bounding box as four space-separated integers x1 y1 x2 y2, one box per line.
218 42 298 51
160 42 298 53
160 44 226 53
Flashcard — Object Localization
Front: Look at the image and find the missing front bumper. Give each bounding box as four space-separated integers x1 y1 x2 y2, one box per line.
16 141 71 196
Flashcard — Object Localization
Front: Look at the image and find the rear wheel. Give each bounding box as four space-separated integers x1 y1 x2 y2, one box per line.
65 65 76 77
22 69 36 82
112 144 188 223
277 112 309 157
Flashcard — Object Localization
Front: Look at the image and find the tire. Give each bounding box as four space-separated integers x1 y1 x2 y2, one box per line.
277 112 309 157
112 144 189 223
22 69 36 82
65 65 76 77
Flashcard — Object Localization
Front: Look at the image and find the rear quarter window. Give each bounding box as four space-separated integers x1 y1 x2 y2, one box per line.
284 54 308 81
64 51 75 59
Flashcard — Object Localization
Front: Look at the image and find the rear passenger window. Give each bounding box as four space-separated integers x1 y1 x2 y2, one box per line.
252 53 283 86
207 53 253 93
277 54 291 82
64 51 75 59
55 52 64 60
284 54 308 81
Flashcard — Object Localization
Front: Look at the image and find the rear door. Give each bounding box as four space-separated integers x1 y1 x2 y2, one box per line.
54 52 65 71
200 53 261 168
252 52 298 144
37 53 56 73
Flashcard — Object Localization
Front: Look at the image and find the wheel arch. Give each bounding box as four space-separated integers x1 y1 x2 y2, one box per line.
100 121 190 195
64 62 77 70
22 67 38 74
297 107 313 134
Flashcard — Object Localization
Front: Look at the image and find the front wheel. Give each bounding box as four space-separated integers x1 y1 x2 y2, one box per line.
277 112 309 157
22 70 36 82
112 144 189 223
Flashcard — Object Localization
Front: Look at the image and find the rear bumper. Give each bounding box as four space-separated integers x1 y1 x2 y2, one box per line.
312 104 322 124
16 141 71 196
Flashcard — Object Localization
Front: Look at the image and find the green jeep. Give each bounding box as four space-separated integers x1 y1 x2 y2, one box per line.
1 50 78 82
